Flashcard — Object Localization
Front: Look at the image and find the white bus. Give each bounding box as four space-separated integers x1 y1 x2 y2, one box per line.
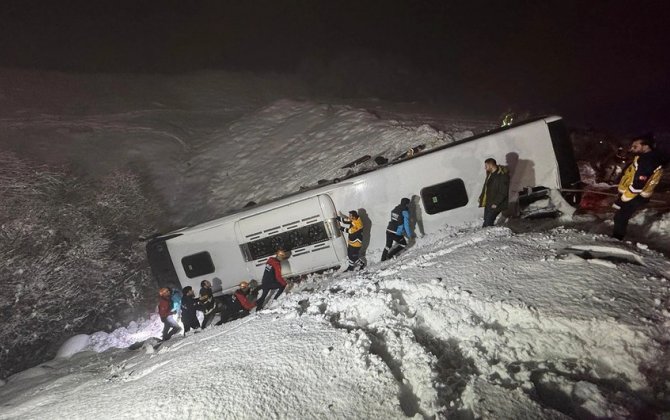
147 116 580 296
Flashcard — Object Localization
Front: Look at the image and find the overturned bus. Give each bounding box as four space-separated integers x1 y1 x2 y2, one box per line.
147 116 580 296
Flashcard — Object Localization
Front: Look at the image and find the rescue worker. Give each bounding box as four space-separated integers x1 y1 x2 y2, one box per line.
478 158 510 227
180 286 202 335
338 210 365 271
381 198 413 261
217 281 257 325
612 135 665 240
255 248 289 311
158 287 181 341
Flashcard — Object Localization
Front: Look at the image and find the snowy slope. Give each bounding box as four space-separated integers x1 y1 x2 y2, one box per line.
1 226 669 419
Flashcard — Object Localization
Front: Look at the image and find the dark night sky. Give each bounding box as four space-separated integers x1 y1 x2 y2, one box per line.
1 0 668 132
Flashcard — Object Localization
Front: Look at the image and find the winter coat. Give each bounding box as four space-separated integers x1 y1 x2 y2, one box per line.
199 287 216 314
261 256 287 287
233 289 256 311
180 295 202 321
386 203 413 237
339 216 364 248
479 166 510 210
618 150 664 202
158 296 172 321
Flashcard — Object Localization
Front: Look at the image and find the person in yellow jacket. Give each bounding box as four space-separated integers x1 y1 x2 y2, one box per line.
338 210 366 271
612 135 665 240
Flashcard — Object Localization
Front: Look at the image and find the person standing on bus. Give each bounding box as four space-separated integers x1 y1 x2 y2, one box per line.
381 198 413 262
478 158 510 227
255 248 289 311
338 210 366 271
612 135 665 240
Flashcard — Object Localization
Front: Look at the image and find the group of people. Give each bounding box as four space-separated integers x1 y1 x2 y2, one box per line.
363 135 663 255
339 196 416 267
339 161 505 268
477 134 667 241
475 134 666 241
157 248 290 341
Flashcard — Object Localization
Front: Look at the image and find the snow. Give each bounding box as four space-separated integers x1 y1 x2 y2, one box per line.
1 70 669 418
1 225 669 418
55 335 90 359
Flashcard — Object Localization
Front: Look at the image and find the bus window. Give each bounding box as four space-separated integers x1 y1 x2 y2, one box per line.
181 251 215 278
421 179 469 215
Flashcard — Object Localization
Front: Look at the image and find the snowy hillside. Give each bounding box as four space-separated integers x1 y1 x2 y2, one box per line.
1 226 669 418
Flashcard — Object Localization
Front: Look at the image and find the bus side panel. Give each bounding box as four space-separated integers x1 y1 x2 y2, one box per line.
166 224 249 296
153 117 573 284
327 119 564 255
236 195 347 280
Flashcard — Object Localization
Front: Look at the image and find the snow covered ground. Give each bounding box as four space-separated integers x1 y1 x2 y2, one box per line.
1 225 670 418
1 70 669 418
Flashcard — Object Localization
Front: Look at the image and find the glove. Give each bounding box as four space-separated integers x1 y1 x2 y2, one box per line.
612 196 623 210
336 216 342 222
340 226 346 233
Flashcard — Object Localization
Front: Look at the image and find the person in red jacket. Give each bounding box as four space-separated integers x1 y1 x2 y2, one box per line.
158 287 181 340
216 281 258 325
255 248 289 311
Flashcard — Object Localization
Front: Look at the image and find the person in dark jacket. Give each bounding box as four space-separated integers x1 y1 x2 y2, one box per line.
478 158 510 227
158 287 181 341
381 198 413 261
338 210 366 271
199 279 221 329
180 286 202 335
255 248 289 311
612 135 665 240
216 281 257 325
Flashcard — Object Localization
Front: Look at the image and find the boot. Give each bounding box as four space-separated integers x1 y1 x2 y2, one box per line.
381 248 389 262
387 245 403 260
